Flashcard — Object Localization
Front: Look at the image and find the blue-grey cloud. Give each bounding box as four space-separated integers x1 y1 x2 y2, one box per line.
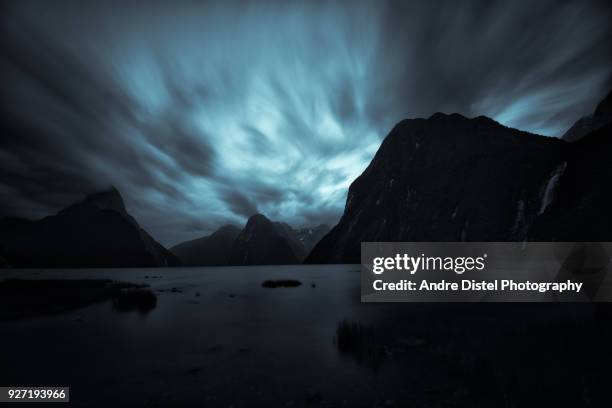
1 0 611 245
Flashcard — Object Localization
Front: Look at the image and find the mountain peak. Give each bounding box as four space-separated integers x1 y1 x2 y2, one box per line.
473 115 500 125
1 187 179 267
246 213 272 227
229 214 302 265
82 186 126 213
306 111 566 264
428 112 467 121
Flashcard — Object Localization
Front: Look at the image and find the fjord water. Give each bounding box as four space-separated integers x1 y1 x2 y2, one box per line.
0 266 600 407
0 266 379 406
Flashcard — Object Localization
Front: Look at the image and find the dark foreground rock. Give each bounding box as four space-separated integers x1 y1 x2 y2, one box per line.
0 279 156 320
112 288 157 312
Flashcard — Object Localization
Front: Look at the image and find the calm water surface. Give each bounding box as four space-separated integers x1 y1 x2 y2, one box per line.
0 265 594 407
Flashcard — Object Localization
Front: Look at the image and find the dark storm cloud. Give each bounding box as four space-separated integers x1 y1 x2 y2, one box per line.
1 0 611 245
373 0 612 135
219 189 259 219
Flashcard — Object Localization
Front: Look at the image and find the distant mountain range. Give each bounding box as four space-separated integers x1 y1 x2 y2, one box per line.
0 188 180 268
228 214 305 265
171 214 330 266
2 91 610 267
307 91 612 264
0 188 329 268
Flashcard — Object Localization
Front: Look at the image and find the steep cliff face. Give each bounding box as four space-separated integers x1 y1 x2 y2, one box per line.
306 113 567 264
0 188 180 268
530 123 612 240
0 254 8 268
562 90 612 142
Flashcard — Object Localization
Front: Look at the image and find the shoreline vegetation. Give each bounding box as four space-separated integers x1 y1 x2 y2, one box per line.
0 275 307 321
0 278 157 320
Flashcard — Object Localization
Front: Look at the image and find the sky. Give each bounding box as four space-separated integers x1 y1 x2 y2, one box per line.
1 0 611 246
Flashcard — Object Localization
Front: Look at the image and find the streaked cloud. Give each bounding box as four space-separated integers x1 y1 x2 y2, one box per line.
1 0 610 245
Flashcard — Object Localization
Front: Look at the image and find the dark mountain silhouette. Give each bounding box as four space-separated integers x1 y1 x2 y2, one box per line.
171 218 325 266
530 122 612 240
271 222 309 261
562 90 612 142
306 112 569 263
0 187 180 268
295 224 331 253
228 214 306 265
170 225 241 266
307 91 612 264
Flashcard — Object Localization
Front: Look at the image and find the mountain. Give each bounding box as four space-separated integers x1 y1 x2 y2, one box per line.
308 90 612 264
296 224 331 253
171 217 325 266
0 187 180 268
562 90 612 142
170 225 241 266
271 222 310 261
530 122 612 240
228 214 306 265
306 112 568 264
